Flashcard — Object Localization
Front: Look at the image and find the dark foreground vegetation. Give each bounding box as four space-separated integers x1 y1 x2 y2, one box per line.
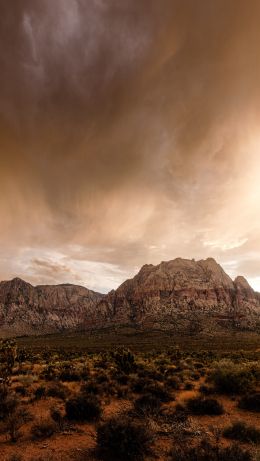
0 330 259 460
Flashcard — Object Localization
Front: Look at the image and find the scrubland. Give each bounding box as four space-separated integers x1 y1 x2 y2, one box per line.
0 331 259 461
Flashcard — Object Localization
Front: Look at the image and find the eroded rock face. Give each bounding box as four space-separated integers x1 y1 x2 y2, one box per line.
0 278 104 335
97 258 260 333
0 258 259 336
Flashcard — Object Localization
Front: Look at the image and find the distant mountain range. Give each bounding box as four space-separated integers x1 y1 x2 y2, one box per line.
0 258 260 336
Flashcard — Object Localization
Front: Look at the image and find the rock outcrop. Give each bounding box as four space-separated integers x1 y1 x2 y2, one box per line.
0 258 260 336
0 277 104 336
97 258 260 333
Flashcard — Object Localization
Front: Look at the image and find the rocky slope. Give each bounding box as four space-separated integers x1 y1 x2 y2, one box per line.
97 258 260 333
0 278 104 336
0 258 260 336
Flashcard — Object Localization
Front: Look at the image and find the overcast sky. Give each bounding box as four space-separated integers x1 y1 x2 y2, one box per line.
1 0 260 293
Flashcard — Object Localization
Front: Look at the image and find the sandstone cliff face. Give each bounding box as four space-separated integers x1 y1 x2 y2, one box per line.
0 258 260 336
0 278 104 336
97 258 260 333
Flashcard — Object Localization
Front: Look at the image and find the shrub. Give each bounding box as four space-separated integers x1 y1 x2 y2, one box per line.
14 385 28 397
34 386 46 400
46 384 68 400
0 386 18 421
134 393 162 416
170 440 252 461
199 384 215 395
131 377 152 393
112 348 136 374
223 421 260 443
166 376 181 390
0 339 17 385
97 417 152 461
81 381 99 395
31 418 56 440
210 360 255 395
50 407 64 430
59 364 81 382
184 382 194 390
238 393 260 412
40 364 58 381
143 382 172 403
5 409 27 442
65 394 101 422
186 396 224 415
116 373 129 385
6 455 23 461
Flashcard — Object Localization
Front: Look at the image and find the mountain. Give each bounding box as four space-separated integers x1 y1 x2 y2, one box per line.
97 258 260 333
0 258 260 336
0 278 104 336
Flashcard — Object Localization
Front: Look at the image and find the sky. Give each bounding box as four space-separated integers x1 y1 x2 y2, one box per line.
1 0 260 293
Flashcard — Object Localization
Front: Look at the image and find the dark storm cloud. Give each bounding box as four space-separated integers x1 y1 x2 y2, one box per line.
1 0 260 290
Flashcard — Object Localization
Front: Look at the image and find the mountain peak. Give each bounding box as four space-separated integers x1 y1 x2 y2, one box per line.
234 276 253 290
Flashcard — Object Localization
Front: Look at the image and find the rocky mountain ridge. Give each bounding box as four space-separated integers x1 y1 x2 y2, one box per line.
0 277 104 336
0 258 260 336
98 258 260 333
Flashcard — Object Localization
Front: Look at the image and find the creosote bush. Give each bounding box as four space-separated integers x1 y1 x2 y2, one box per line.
31 418 57 440
65 394 101 422
0 339 17 385
134 393 162 416
210 360 256 395
97 417 152 461
170 440 252 461
0 385 18 421
186 396 224 415
112 348 136 374
238 392 260 412
223 421 260 444
142 382 172 402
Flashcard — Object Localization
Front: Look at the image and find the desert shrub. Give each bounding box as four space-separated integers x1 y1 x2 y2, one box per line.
81 381 99 395
166 376 181 390
46 384 68 400
190 372 201 381
80 366 89 381
96 372 110 384
0 339 17 385
134 393 162 416
40 364 58 381
116 373 129 385
186 396 224 415
199 384 215 395
116 385 128 399
59 364 81 382
34 385 46 400
210 360 255 395
194 362 204 369
143 382 172 402
131 377 152 393
31 418 56 440
112 348 136 374
170 440 252 461
14 385 28 397
184 381 194 390
238 393 260 412
6 455 23 461
65 394 101 422
97 417 152 461
0 386 18 421
223 421 260 443
5 409 27 442
94 352 110 369
50 407 64 430
137 367 163 381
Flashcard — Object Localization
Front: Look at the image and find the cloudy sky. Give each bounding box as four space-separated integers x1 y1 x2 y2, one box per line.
1 0 260 292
